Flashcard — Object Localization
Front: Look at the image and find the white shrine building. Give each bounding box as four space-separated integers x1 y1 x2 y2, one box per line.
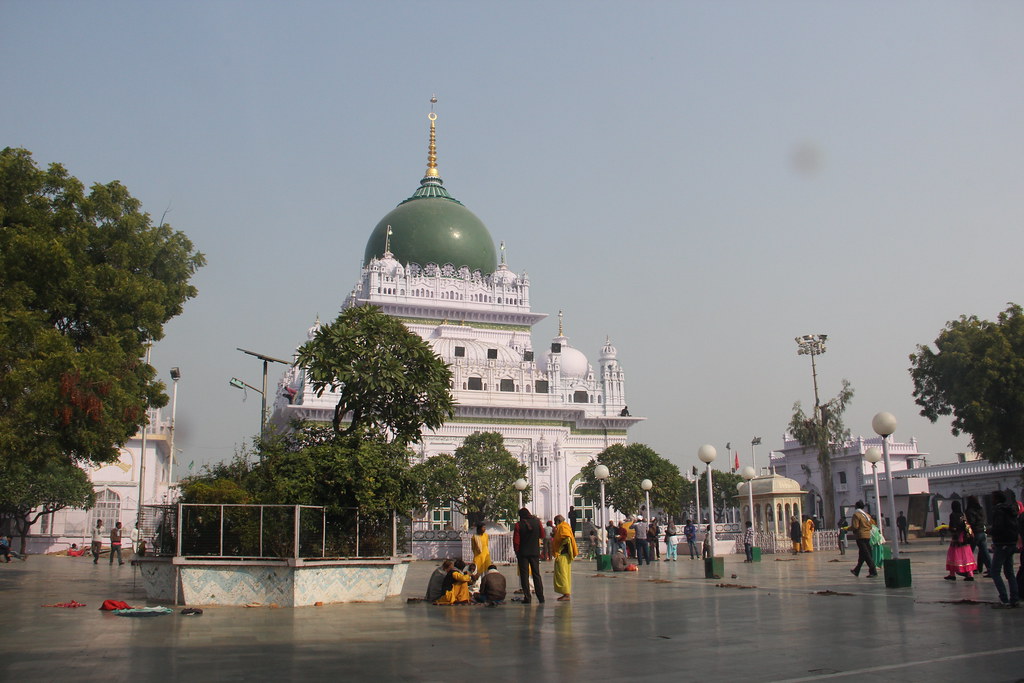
270 111 644 525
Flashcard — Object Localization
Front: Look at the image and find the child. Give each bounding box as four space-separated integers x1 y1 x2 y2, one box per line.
743 521 754 562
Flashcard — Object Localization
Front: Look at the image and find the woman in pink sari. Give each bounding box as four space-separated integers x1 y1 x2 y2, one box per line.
944 500 977 581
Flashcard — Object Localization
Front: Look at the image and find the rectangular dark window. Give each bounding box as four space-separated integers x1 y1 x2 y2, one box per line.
454 346 465 357
838 472 847 484
523 351 534 362
468 377 483 390
573 390 589 403
551 343 562 353
487 348 498 359
500 379 514 392
535 380 549 394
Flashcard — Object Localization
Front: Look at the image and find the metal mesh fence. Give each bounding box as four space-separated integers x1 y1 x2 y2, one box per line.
162 504 410 559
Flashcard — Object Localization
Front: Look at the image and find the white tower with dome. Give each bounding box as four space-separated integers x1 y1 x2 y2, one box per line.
271 108 644 525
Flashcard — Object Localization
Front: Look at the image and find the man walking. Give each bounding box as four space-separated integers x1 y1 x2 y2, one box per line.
849 501 878 578
109 521 124 565
684 520 698 559
91 519 104 564
988 490 1019 608
513 507 545 604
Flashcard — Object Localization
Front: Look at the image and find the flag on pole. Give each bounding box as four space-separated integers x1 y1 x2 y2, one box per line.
734 452 740 472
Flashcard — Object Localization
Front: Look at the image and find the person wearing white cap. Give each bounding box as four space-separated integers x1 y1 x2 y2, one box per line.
633 516 651 566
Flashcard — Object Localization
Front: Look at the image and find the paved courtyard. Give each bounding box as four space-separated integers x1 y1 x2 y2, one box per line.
2 542 1023 682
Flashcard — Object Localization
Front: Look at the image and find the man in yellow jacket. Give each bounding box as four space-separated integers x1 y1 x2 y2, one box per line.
849 501 878 578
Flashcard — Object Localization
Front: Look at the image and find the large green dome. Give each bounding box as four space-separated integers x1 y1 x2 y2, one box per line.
364 179 497 274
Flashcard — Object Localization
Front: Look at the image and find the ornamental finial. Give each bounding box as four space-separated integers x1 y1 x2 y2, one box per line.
558 310 564 337
384 225 393 255
425 95 439 178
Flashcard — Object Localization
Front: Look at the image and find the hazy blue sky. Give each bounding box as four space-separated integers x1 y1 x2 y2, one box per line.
4 2 1022 475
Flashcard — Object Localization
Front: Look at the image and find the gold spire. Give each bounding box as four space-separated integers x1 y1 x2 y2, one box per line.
500 240 506 266
425 95 439 178
558 310 564 336
384 225 393 254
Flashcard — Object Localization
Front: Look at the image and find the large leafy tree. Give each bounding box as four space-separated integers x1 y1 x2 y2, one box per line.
411 431 528 527
180 426 421 556
295 305 454 445
575 443 684 518
0 459 95 555
0 147 205 470
788 379 854 528
910 303 1024 463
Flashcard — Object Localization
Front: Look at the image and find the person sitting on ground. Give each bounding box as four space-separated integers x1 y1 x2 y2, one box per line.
611 548 628 572
0 535 10 563
425 559 452 603
67 543 88 557
473 565 508 605
465 562 480 595
434 559 473 605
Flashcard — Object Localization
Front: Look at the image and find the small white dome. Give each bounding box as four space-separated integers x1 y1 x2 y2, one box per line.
540 336 590 379
491 264 517 286
374 253 404 278
599 337 618 361
307 316 322 340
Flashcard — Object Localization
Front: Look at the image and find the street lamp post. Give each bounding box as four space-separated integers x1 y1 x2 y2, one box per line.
595 465 610 554
641 478 652 521
698 445 718 556
233 348 291 442
168 367 180 490
864 447 885 536
694 469 702 523
795 334 828 420
514 478 528 511
751 436 762 474
741 466 756 531
872 412 901 559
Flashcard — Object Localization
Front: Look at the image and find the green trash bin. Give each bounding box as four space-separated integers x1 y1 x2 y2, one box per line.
751 547 762 563
704 556 724 579
596 554 612 571
883 557 912 588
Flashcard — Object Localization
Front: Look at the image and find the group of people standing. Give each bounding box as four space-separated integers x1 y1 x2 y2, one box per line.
788 515 816 554
944 493 1024 608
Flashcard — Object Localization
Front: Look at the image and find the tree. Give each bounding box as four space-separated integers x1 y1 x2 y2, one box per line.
575 443 685 518
788 379 854 528
294 305 454 445
411 431 528 527
910 303 1024 463
681 469 743 522
0 147 205 470
0 459 95 555
180 426 421 556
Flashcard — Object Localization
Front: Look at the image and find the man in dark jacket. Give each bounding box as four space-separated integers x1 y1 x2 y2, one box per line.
513 507 545 604
475 565 507 605
988 490 1019 608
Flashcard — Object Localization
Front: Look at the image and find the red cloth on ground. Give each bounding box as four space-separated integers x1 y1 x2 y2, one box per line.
99 599 132 611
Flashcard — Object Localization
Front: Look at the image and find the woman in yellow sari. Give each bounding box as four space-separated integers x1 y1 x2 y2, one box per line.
434 559 472 605
801 516 815 552
472 523 491 575
551 515 579 601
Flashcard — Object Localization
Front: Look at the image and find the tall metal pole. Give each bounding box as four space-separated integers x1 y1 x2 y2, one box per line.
136 344 152 527
706 463 717 556
168 370 179 490
880 435 901 559
871 462 884 535
694 474 701 523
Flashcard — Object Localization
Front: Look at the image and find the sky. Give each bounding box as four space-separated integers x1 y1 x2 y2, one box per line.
3 1 1022 476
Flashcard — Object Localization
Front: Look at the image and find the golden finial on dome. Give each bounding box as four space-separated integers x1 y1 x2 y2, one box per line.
384 225 392 255
558 310 564 337
425 95 439 178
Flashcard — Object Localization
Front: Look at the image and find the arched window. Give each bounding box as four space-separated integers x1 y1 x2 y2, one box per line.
91 489 121 532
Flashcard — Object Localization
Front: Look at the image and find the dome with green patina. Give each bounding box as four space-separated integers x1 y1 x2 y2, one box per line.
364 112 497 275
364 177 497 275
